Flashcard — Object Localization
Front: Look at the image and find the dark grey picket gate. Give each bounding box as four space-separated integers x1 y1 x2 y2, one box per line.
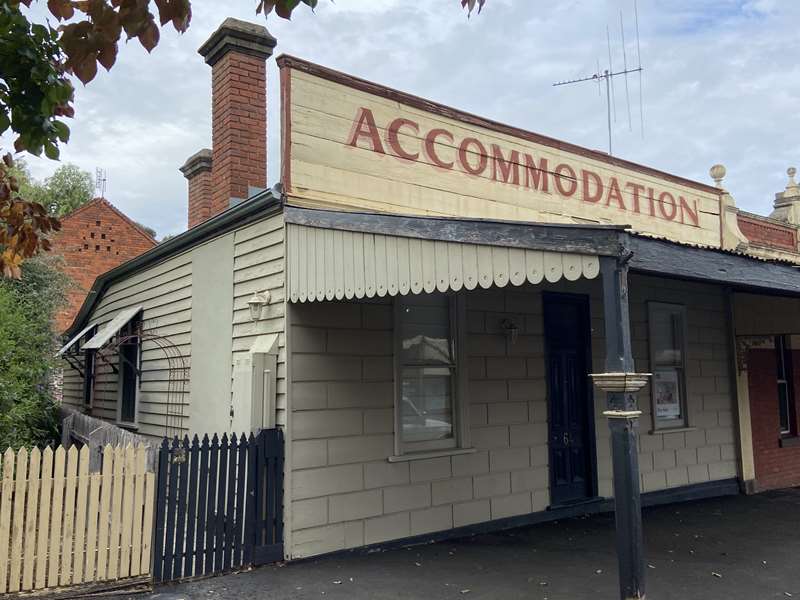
152 429 284 583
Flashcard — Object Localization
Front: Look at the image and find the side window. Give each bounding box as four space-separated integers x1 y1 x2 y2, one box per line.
776 335 796 437
117 315 142 426
395 294 464 455
648 302 688 430
82 326 98 408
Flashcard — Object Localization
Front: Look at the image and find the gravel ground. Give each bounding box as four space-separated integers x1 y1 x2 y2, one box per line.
130 488 800 600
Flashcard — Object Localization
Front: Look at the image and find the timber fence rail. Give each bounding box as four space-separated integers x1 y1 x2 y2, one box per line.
0 444 155 596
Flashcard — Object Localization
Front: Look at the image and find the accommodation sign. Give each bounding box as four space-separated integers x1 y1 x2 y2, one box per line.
281 60 723 248
347 107 701 227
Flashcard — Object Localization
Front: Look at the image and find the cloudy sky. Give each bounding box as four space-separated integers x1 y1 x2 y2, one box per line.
12 0 800 239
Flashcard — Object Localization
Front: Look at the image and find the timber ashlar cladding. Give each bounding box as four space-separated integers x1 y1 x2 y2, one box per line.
287 274 736 558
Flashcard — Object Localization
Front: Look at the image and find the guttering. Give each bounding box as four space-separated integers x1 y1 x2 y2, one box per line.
64 189 282 338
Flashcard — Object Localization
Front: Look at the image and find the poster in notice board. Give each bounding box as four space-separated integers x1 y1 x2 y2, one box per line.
654 370 681 419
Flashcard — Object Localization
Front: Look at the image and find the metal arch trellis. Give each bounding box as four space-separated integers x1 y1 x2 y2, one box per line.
93 319 189 439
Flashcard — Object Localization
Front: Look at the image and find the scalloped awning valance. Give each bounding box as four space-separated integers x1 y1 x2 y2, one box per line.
286 223 600 303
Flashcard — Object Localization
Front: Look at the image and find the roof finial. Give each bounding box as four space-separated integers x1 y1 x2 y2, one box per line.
771 166 800 224
783 166 800 202
709 164 726 189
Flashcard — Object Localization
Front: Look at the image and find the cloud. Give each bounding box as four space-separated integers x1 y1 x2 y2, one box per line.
5 0 799 237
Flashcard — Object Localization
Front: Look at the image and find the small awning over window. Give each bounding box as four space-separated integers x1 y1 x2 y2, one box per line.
56 323 96 357
286 221 601 303
83 306 143 350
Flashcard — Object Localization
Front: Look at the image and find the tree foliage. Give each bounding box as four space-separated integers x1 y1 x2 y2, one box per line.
26 162 95 217
0 154 61 277
0 158 95 277
0 255 67 449
0 0 486 277
134 220 157 239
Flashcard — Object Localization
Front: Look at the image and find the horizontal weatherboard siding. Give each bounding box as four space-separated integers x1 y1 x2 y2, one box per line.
232 214 287 428
63 251 193 442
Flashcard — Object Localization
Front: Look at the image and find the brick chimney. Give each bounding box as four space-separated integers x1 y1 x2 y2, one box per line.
181 149 213 229
181 18 277 228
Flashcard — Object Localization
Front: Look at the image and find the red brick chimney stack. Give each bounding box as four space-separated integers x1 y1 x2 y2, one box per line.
181 149 213 229
181 19 276 229
199 18 277 218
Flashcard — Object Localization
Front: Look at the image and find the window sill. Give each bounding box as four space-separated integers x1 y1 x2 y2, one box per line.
388 447 476 463
779 436 800 449
115 421 139 432
647 426 696 435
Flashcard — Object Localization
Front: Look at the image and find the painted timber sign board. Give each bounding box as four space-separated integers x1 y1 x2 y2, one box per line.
278 56 723 248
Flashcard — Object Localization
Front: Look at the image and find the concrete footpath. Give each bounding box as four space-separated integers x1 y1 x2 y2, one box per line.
133 488 800 600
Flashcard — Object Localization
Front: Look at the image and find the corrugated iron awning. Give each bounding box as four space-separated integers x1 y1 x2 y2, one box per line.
83 305 142 350
287 223 600 302
56 323 96 357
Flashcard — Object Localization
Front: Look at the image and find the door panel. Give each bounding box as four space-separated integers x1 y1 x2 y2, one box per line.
544 294 594 506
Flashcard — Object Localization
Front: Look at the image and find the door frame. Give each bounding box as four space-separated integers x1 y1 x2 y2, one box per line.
542 291 599 507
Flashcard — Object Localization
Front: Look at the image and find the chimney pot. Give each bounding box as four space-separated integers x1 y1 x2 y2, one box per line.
181 148 214 229
198 18 277 67
180 148 213 179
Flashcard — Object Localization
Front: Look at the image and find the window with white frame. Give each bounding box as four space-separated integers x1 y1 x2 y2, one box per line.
395 293 465 454
117 315 142 426
776 335 795 436
648 302 688 429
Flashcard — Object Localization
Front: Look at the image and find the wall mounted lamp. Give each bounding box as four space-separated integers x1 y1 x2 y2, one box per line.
500 318 519 344
247 290 271 322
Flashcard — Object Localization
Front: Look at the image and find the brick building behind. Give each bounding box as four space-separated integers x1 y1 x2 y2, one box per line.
746 346 800 491
52 198 157 332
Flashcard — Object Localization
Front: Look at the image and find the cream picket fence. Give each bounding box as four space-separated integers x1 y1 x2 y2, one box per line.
0 444 154 595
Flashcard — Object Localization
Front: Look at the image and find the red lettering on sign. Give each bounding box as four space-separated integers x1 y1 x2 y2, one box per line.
679 196 699 226
581 170 604 203
343 108 706 231
386 118 420 161
647 187 657 216
492 145 520 185
658 191 677 221
347 107 385 154
605 177 626 210
554 164 577 197
626 182 645 213
424 128 454 169
524 154 549 192
459 138 488 176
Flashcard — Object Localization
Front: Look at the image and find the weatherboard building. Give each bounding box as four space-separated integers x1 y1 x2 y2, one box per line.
59 17 800 575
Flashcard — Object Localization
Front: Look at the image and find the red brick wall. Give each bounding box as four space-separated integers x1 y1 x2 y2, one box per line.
188 168 213 229
210 51 267 218
747 347 800 490
52 199 157 332
737 214 797 251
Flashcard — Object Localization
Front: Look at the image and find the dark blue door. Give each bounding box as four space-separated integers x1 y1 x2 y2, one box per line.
544 293 594 506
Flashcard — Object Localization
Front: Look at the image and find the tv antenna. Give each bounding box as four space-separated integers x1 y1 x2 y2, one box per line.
95 168 107 198
552 0 644 156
